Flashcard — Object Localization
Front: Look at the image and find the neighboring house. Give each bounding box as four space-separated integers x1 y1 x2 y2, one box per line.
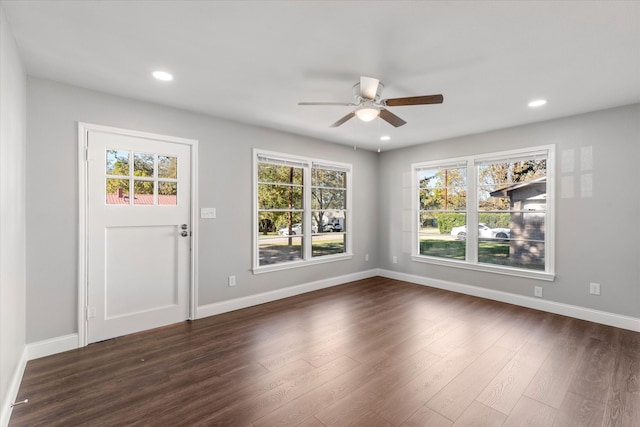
490 177 546 267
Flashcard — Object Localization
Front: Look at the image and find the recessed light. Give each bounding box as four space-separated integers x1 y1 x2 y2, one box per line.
380 135 391 141
528 99 547 108
152 71 173 81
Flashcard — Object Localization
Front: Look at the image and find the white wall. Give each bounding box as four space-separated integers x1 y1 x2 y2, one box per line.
20 73 640 350
0 5 27 424
378 104 640 319
25 77 380 343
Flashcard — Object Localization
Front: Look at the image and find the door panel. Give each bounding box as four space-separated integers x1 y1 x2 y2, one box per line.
105 225 178 319
87 130 191 343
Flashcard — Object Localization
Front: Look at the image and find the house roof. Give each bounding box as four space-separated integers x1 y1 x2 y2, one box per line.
105 194 177 206
489 177 547 198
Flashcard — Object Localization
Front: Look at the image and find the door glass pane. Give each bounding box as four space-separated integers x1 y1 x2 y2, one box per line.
134 153 154 177
106 179 130 204
158 156 177 179
106 149 129 176
158 182 177 205
134 180 154 205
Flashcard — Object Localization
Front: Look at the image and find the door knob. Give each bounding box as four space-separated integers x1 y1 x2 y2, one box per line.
181 231 189 237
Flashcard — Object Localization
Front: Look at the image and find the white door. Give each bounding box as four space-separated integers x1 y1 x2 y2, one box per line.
86 129 192 343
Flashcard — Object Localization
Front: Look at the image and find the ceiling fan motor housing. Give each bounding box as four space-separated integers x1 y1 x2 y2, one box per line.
353 81 385 102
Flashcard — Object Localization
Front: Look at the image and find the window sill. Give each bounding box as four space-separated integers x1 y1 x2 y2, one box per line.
253 253 353 275
411 255 555 282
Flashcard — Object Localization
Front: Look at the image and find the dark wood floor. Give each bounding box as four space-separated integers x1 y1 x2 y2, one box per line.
10 277 640 426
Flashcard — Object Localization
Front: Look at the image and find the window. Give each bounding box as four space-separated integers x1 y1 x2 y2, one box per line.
254 150 352 272
417 161 468 261
413 146 555 280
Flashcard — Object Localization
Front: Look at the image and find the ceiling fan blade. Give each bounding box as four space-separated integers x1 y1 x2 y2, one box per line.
329 112 356 128
384 94 444 107
360 76 380 100
298 102 353 106
379 108 407 127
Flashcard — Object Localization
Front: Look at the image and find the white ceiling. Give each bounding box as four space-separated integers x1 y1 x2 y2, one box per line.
3 0 640 151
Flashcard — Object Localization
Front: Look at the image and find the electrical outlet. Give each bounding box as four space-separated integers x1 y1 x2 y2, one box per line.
392 256 398 264
365 253 369 262
590 282 601 295
534 286 543 298
228 275 236 287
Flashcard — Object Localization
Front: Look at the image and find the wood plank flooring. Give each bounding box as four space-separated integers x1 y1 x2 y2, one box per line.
10 277 640 426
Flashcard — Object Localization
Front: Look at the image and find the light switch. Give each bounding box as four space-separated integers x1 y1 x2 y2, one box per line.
201 208 216 219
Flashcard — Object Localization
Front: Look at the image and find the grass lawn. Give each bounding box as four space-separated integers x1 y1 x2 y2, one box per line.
419 239 510 261
419 239 544 270
419 239 466 260
312 239 345 257
259 234 345 265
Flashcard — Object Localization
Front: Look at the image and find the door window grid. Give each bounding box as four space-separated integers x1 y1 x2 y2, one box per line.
106 149 178 205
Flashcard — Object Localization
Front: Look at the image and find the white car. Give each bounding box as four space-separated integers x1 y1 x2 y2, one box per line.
278 223 318 236
451 223 510 241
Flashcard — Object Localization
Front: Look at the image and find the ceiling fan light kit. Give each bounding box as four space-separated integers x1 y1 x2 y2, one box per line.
299 75 443 128
354 104 379 122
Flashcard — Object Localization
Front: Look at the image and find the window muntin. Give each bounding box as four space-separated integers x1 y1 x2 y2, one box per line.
417 164 467 260
413 147 554 279
254 151 352 271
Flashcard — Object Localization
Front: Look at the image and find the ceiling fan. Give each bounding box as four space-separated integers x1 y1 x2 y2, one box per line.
298 76 443 128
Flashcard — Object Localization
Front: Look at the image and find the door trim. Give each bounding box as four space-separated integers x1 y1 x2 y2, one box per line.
77 122 198 347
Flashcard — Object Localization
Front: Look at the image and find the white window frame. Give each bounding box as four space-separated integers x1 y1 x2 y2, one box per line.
411 145 555 281
252 149 353 274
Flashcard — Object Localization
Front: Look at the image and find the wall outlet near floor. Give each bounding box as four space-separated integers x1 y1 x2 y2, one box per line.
365 253 369 262
590 282 601 295
228 275 236 287
534 286 543 298
392 256 398 264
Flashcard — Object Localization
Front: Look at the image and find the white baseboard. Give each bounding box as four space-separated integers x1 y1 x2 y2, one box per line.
378 269 640 332
26 333 79 361
19 270 378 364
1 346 27 427
17 267 638 372
197 269 378 319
